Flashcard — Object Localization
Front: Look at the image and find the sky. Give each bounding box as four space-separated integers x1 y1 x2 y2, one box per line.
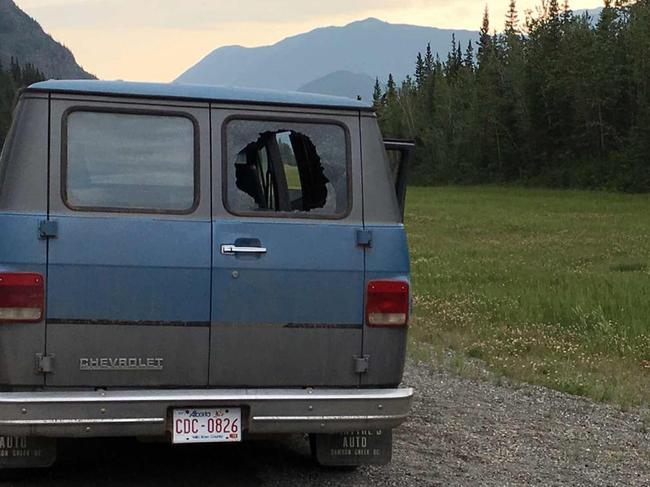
15 0 599 82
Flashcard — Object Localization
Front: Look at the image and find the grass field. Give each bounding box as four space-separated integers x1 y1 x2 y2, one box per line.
406 186 650 407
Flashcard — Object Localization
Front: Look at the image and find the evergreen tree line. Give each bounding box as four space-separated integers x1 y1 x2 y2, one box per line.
0 58 45 148
374 0 650 192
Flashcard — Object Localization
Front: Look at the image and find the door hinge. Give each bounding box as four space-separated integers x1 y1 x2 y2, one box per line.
38 220 58 240
35 354 55 374
356 230 373 248
354 355 370 374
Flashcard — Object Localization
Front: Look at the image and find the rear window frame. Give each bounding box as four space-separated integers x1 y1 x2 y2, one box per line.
61 106 201 215
221 115 353 220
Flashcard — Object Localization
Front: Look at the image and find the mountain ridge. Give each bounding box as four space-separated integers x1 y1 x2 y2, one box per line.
176 17 478 94
298 70 376 100
0 0 94 79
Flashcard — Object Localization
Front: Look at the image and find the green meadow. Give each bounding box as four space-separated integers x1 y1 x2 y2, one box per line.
407 186 650 407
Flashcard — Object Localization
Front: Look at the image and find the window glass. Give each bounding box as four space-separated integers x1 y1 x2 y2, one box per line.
226 120 348 217
65 111 196 212
0 132 12 197
386 150 402 187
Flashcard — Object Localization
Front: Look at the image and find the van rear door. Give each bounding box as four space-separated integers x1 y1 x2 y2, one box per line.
208 110 364 387
0 96 49 386
359 120 413 387
44 98 212 387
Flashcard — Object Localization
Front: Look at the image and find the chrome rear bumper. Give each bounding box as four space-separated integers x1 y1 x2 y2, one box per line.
0 387 413 437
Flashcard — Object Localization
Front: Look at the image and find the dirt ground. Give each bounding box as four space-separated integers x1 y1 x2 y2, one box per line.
3 358 649 486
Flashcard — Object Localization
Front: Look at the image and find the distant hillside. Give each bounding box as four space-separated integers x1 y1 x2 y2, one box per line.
577 7 604 21
176 18 477 96
0 0 94 79
298 71 375 101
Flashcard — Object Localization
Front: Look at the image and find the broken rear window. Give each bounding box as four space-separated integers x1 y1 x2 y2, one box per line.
224 119 349 217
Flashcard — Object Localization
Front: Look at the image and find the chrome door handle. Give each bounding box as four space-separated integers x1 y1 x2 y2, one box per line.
221 244 268 256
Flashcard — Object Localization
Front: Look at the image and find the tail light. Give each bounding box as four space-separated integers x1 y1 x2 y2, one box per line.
0 273 45 323
366 280 409 327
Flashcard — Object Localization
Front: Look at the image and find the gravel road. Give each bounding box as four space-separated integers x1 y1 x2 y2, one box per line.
4 357 649 486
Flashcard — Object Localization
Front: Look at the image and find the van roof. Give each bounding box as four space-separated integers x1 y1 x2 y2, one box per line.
26 80 374 112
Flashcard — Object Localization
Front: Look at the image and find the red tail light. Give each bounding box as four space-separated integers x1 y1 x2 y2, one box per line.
0 273 45 323
366 280 410 327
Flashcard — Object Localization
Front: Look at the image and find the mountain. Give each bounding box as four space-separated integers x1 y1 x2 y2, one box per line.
576 7 604 24
0 0 94 79
298 71 375 101
176 18 477 98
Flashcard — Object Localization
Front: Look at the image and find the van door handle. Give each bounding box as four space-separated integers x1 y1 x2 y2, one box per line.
221 244 268 256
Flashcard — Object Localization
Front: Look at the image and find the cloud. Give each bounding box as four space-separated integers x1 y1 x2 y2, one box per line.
19 0 437 30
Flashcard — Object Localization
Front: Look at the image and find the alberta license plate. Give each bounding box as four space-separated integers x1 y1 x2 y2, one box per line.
172 408 242 444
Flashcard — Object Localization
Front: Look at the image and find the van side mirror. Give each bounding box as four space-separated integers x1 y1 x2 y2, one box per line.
383 139 415 222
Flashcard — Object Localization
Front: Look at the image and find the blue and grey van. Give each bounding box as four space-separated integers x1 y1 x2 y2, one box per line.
0 80 413 468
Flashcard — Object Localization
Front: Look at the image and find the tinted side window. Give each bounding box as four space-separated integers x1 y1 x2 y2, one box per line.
225 119 349 217
0 131 11 198
0 101 23 198
64 111 197 213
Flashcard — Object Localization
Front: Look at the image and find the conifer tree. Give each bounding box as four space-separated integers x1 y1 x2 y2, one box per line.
505 0 519 36
415 53 425 88
424 43 434 75
372 77 383 109
464 41 475 69
477 5 492 64
386 74 397 101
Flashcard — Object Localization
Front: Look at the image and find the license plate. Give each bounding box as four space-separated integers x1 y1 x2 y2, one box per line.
0 436 57 469
172 408 242 444
312 430 393 466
